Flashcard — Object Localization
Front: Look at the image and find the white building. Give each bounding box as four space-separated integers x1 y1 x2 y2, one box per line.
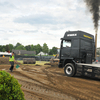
0 52 11 56
37 52 48 55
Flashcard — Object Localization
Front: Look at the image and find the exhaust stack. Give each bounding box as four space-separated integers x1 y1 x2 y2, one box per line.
84 0 100 59
95 33 97 59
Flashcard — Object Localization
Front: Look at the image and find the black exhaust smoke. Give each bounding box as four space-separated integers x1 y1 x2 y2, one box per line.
84 0 100 58
84 0 100 33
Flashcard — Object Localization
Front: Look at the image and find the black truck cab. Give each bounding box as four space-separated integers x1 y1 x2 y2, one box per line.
59 31 95 76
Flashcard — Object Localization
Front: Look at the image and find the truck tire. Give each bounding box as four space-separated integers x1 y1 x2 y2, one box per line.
64 63 75 77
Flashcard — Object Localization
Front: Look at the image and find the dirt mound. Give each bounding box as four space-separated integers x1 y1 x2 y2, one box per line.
0 57 9 64
50 58 59 66
0 57 21 65
35 64 41 66
44 63 51 65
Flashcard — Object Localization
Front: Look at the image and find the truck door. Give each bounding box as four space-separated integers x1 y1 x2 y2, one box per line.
61 40 71 58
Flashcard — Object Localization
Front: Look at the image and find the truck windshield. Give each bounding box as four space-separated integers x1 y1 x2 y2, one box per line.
63 40 71 47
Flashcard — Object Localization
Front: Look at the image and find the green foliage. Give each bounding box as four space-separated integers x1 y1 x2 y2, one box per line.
0 71 25 100
49 47 57 55
0 42 59 55
34 44 42 54
24 54 36 56
1 45 6 52
25 44 42 54
25 45 31 51
0 45 4 52
14 43 22 49
14 43 25 50
2 48 6 52
0 45 2 51
42 43 49 54
30 45 34 51
5 45 10 52
8 44 14 52
15 45 26 50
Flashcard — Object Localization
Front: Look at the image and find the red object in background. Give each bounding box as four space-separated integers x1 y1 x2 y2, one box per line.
96 60 98 62
7 51 10 53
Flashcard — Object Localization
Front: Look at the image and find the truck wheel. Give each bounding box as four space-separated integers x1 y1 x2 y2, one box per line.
64 63 75 77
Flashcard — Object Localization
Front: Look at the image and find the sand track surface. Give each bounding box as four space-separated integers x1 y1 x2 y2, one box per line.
0 64 100 100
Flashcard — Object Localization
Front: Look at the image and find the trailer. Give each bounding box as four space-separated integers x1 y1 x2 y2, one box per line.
58 30 100 77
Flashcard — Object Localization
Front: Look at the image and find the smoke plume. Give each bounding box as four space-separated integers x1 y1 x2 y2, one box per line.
84 0 100 33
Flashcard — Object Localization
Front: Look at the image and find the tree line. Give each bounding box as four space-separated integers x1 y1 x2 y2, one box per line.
0 42 58 55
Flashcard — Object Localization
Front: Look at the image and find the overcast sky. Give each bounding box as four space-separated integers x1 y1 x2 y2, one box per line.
0 0 100 49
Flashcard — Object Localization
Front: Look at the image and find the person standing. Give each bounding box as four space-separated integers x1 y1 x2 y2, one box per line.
9 52 15 72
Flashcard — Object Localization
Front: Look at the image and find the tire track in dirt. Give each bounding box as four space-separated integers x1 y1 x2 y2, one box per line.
42 69 57 85
13 69 86 100
41 68 100 100
68 82 100 100
12 73 75 100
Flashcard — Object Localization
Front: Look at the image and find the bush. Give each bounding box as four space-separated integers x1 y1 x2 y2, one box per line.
0 70 25 100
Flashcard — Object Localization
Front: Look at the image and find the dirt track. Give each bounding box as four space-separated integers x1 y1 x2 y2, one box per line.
0 64 100 100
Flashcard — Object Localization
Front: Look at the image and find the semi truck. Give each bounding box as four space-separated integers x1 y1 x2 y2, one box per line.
58 30 100 77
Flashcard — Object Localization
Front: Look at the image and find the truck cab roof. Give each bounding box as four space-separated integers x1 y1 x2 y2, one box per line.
62 31 94 42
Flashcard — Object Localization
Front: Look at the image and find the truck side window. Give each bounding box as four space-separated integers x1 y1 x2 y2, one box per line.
63 40 71 47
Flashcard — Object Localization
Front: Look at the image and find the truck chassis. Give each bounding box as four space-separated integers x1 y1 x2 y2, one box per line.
64 62 100 78
77 63 100 77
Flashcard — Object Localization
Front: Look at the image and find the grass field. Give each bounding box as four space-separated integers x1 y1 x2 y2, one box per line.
17 60 50 65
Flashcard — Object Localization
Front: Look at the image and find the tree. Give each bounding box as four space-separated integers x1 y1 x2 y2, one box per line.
52 47 57 54
42 43 49 54
14 42 26 50
49 49 53 55
30 44 35 51
1 45 6 52
2 48 5 52
5 45 10 52
15 45 26 50
14 42 22 49
25 45 31 51
35 44 42 54
49 47 57 55
0 45 3 51
8 44 14 52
